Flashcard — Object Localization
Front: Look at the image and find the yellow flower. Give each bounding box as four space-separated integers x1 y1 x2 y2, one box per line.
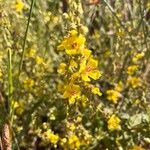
68 135 81 149
12 100 24 116
63 84 81 104
132 52 145 63
23 78 34 89
127 76 141 88
58 30 85 55
36 56 44 65
76 116 82 123
57 63 67 74
130 145 145 150
15 0 24 12
70 72 80 82
91 87 102 96
107 114 121 130
127 65 138 75
45 130 59 144
26 48 36 58
106 89 121 104
79 57 101 82
81 49 91 58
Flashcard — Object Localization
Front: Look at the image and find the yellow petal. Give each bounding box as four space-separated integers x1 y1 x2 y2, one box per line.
92 87 102 96
81 74 90 82
88 70 101 80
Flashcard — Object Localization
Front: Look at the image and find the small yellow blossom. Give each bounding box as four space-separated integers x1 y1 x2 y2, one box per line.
57 63 67 74
15 0 24 12
70 72 80 82
68 135 81 149
132 52 145 63
23 78 34 89
130 145 145 150
44 130 59 144
127 65 138 75
12 100 24 115
69 123 76 131
91 87 102 96
76 116 82 123
58 30 85 55
63 84 81 104
79 57 101 81
107 114 121 130
81 49 91 58
36 56 44 65
26 48 36 58
127 76 141 88
106 89 121 104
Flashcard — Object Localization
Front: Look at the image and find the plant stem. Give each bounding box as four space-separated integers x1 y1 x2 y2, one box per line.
18 0 36 76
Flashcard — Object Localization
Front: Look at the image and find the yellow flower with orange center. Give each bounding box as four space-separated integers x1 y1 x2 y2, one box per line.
63 84 81 104
57 30 86 55
79 57 101 82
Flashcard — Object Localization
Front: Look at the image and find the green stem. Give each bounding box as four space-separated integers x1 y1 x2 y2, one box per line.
18 0 36 76
8 48 13 117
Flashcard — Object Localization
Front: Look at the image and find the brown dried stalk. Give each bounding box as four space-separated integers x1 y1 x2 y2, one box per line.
1 123 11 150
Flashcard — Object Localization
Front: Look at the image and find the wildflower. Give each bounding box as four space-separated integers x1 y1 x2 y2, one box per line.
76 116 82 123
68 135 81 149
79 57 101 82
132 52 145 63
15 0 24 12
106 89 121 104
127 77 141 88
44 130 59 144
81 49 91 58
36 56 44 65
70 72 80 82
11 100 24 116
63 84 81 104
91 87 102 96
23 78 34 89
130 145 145 150
26 48 36 58
127 65 138 75
58 30 85 55
57 63 67 74
107 114 121 130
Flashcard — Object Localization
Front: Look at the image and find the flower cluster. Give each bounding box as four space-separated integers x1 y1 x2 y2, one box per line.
57 30 102 104
127 52 144 89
